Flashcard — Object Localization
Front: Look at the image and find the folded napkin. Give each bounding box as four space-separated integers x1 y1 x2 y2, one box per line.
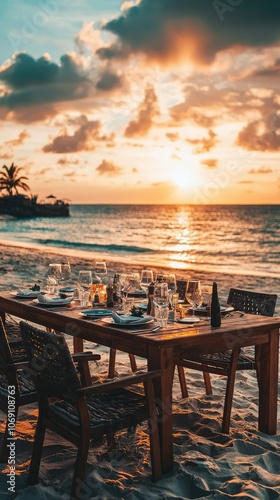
17 288 39 297
111 311 151 325
37 294 72 305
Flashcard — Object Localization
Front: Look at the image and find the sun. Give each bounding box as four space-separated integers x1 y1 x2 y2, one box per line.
168 166 194 189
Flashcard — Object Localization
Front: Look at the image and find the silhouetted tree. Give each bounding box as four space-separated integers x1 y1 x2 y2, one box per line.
0 163 30 196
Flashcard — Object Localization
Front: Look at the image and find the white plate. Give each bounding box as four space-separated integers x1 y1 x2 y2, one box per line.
59 287 76 293
177 317 201 323
101 316 154 328
32 297 73 306
80 309 113 318
10 291 41 299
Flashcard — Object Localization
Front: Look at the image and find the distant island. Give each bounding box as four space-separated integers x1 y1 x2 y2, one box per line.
0 163 70 218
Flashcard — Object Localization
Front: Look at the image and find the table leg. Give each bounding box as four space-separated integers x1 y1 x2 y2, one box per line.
257 328 279 434
148 346 174 474
73 337 83 353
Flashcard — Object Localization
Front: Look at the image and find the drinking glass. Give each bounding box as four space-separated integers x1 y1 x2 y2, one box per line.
94 261 107 283
60 262 71 285
153 282 169 327
46 263 61 295
123 273 141 294
78 271 92 306
200 283 212 308
47 263 62 281
140 270 154 295
185 279 202 316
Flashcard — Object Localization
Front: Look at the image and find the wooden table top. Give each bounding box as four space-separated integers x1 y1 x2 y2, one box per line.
1 292 279 357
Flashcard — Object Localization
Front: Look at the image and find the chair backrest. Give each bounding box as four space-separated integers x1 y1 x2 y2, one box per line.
20 322 82 400
0 318 18 387
227 288 277 317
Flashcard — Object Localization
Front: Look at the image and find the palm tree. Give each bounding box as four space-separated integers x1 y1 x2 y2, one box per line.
0 163 30 196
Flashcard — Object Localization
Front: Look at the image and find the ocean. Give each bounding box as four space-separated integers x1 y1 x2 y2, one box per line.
1 204 280 280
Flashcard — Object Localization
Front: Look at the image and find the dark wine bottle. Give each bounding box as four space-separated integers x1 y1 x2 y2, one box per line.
147 282 155 316
210 282 221 327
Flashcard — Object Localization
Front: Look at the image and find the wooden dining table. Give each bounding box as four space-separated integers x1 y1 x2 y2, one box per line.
0 291 279 475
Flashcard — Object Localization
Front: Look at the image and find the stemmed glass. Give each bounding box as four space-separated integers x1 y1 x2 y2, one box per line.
140 270 154 296
185 279 202 316
200 283 212 309
123 273 141 294
46 263 62 295
78 270 92 306
60 262 71 286
94 261 107 283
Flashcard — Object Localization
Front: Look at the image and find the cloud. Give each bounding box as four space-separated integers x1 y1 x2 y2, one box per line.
96 69 124 91
4 130 30 147
57 157 80 166
0 52 87 89
96 159 122 176
248 166 274 174
187 130 218 153
0 130 30 158
0 52 93 122
97 0 280 65
125 85 159 137
200 158 218 168
0 53 59 89
251 58 280 79
166 132 179 142
236 112 280 152
43 116 114 153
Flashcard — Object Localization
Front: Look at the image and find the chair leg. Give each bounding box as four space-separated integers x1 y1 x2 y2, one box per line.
177 365 188 398
28 414 46 485
129 353 137 372
145 380 162 482
108 350 137 378
106 432 116 447
0 406 19 463
222 348 240 434
108 348 117 378
71 437 90 500
203 371 212 395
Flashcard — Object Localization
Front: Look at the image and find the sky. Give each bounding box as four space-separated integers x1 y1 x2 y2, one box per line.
0 0 280 204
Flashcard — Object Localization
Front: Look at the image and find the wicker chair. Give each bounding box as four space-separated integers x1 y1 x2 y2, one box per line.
177 288 278 433
20 322 162 499
0 318 37 462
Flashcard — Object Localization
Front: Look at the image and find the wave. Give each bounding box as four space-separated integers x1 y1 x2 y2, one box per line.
34 238 156 254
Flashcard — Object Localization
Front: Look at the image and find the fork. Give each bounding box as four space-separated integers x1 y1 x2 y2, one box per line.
128 325 162 334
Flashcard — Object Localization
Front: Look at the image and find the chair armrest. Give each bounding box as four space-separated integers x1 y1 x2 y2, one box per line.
7 361 29 370
72 352 101 362
76 370 161 396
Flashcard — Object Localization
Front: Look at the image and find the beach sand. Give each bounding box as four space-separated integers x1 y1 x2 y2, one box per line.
0 243 279 499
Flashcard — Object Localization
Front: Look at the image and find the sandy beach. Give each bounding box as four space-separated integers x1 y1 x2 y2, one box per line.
0 243 279 499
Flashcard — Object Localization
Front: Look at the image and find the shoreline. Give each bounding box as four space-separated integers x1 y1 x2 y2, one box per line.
1 242 280 310
1 238 280 279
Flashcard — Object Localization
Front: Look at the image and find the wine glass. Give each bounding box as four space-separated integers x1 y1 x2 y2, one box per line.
185 279 202 316
78 271 92 306
200 283 212 309
123 273 141 294
140 270 154 295
94 261 107 283
60 262 71 285
165 273 177 309
46 263 62 295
